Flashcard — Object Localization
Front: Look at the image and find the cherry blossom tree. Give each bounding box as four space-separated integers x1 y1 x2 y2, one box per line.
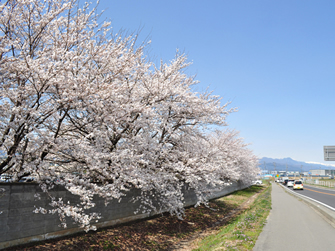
0 0 259 231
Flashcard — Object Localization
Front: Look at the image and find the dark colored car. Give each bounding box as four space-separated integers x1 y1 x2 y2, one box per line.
283 179 289 186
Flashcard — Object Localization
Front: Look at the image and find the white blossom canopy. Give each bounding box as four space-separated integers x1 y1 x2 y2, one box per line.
0 0 259 231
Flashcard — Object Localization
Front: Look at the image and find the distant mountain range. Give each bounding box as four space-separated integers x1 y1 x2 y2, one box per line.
259 157 335 172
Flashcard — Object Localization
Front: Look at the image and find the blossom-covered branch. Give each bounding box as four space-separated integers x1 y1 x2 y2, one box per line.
0 0 259 231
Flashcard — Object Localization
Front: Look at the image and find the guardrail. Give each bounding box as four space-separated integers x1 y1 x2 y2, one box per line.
279 183 335 229
304 179 335 188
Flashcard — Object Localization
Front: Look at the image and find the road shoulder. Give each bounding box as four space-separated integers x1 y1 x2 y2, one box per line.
280 184 335 229
253 182 335 251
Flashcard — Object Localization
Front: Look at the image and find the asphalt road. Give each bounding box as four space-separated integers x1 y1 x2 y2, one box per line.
287 184 335 208
253 182 335 251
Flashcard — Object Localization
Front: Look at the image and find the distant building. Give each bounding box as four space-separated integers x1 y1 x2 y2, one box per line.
309 169 335 176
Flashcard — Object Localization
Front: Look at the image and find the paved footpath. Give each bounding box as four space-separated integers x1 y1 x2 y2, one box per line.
253 182 335 251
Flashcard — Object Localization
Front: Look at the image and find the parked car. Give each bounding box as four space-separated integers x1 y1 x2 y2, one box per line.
0 174 13 183
19 177 36 183
253 180 263 185
293 180 303 190
287 179 295 187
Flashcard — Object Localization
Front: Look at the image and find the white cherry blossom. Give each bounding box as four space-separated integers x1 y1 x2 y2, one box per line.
0 0 259 231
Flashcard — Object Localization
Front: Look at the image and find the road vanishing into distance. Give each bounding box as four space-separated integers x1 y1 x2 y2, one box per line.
253 182 335 251
288 184 335 208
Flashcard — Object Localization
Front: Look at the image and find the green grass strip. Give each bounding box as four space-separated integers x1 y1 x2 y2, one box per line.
194 183 272 251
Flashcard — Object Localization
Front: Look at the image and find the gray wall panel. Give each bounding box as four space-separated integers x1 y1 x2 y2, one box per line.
0 181 250 249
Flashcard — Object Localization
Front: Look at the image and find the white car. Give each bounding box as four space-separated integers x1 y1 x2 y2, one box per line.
0 174 13 183
19 176 36 182
287 179 295 187
253 180 263 185
293 180 303 190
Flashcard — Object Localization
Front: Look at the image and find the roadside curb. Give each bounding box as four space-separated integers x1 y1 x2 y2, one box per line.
278 183 335 229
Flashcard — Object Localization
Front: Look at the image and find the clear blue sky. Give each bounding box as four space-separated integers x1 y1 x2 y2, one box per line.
97 0 335 165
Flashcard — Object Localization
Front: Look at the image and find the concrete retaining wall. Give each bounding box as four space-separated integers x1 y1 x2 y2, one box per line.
0 181 249 249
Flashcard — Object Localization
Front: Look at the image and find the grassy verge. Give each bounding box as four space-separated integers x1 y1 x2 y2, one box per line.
4 184 270 251
193 182 271 251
